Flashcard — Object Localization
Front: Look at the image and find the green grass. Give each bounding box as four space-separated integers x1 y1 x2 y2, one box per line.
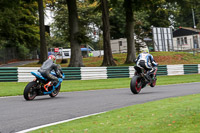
30 93 200 133
1 74 200 97
0 82 27 96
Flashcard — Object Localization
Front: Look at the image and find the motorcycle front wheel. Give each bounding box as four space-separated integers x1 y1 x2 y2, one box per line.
150 75 157 87
130 76 142 94
23 81 38 100
49 85 61 97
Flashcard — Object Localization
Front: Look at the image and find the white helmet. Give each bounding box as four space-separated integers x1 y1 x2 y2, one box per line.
141 48 149 53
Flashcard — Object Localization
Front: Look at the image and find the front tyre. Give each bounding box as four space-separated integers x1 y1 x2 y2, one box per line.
23 81 38 100
130 76 142 94
49 85 61 97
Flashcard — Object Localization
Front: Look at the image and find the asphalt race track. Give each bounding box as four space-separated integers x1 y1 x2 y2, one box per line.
0 83 200 133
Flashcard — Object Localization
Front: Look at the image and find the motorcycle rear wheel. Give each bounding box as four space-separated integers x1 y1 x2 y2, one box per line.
49 85 61 97
24 81 37 100
130 76 142 94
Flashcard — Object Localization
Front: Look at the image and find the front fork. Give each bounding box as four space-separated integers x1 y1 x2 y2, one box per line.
152 68 158 81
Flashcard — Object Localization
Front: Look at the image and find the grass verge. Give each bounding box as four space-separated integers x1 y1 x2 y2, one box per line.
30 93 200 133
0 74 200 97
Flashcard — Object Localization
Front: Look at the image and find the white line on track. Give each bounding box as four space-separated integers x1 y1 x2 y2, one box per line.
16 111 107 133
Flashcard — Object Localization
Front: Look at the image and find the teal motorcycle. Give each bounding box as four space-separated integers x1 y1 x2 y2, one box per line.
23 70 65 100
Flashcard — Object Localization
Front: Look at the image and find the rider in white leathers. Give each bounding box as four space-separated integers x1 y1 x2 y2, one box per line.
135 49 158 82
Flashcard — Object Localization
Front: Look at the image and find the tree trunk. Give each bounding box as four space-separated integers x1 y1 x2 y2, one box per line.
101 0 116 66
66 0 84 67
38 0 47 64
124 0 136 64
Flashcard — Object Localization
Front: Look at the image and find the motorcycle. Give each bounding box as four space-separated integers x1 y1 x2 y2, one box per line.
23 70 65 100
130 66 157 94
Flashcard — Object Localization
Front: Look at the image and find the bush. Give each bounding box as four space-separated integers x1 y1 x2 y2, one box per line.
17 44 30 60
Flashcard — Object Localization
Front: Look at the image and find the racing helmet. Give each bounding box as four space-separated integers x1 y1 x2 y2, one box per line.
141 48 149 53
48 55 56 63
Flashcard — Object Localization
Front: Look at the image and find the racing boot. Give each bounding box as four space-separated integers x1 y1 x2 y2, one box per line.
44 81 52 92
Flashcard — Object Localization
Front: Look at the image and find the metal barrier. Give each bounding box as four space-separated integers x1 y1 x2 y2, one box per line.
0 65 199 82
62 67 81 80
157 65 168 76
81 67 107 80
107 67 130 78
18 67 39 82
184 64 198 74
0 67 18 82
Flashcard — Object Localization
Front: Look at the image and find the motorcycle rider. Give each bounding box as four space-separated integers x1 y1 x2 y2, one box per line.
38 55 62 91
135 48 158 83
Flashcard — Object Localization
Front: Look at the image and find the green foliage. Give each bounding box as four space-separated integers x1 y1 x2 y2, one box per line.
51 1 70 45
0 0 39 53
109 0 175 40
46 35 68 48
109 0 126 39
173 0 200 29
52 0 101 48
75 31 91 44
0 0 40 63
17 43 30 59
146 1 171 27
134 11 151 53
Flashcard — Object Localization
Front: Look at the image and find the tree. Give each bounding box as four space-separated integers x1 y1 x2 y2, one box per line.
109 1 151 54
147 1 171 27
0 0 39 59
101 0 116 66
109 0 149 64
124 0 136 64
52 0 101 49
171 0 200 29
0 1 39 47
66 0 84 67
134 11 151 53
38 0 48 63
51 0 70 47
109 1 126 39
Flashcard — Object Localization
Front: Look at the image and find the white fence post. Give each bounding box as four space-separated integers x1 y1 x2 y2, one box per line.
167 65 184 75
81 67 107 80
18 67 40 82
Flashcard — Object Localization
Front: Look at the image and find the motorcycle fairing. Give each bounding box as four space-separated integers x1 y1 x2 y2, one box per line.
31 72 47 81
43 77 64 95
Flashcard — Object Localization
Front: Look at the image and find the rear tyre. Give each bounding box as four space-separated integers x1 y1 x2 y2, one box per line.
24 81 37 100
130 76 142 94
49 85 61 97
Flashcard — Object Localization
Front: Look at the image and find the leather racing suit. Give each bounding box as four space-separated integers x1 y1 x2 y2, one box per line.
135 52 158 81
38 59 62 85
